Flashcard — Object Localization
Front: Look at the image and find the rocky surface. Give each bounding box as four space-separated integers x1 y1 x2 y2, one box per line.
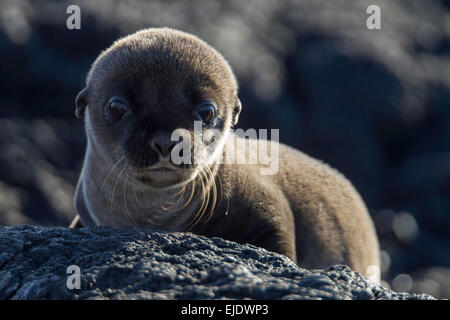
0 225 434 300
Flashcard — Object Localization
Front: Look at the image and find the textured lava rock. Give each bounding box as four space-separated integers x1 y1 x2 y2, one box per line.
0 225 434 300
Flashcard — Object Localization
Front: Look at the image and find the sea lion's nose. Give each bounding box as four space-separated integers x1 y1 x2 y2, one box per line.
151 135 176 158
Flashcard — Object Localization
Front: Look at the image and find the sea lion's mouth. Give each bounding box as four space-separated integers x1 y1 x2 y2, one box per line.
131 161 179 174
132 166 178 178
129 164 195 189
129 162 187 184
149 167 175 172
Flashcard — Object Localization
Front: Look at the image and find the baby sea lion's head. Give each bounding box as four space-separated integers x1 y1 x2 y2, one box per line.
75 28 241 189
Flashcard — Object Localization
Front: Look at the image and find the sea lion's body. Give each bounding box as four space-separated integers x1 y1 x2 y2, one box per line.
193 137 378 273
73 28 380 281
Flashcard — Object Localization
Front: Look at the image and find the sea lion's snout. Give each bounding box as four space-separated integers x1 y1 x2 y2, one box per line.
150 134 177 159
123 127 195 188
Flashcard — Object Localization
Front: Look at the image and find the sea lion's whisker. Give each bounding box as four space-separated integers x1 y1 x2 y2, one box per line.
122 166 139 228
110 161 128 219
187 169 210 230
100 156 126 194
203 165 218 224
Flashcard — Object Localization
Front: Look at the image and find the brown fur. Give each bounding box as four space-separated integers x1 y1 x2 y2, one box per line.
72 28 380 281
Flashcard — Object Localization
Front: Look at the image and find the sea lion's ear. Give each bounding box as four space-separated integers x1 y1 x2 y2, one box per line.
232 98 242 127
75 87 88 119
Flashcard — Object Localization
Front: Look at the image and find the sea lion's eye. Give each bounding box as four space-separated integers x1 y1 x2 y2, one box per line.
195 102 216 124
107 98 128 122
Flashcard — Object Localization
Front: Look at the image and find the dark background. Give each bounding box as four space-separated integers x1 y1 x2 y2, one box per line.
0 0 449 298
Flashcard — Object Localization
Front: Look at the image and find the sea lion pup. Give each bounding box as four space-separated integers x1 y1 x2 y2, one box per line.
72 27 380 282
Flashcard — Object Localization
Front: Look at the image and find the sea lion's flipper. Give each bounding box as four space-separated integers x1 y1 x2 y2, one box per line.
69 215 83 228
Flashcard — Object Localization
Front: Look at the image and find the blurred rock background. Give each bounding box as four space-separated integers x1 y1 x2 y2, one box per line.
0 0 448 298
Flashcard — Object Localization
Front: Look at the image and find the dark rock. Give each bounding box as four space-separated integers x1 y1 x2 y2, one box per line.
0 225 435 300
